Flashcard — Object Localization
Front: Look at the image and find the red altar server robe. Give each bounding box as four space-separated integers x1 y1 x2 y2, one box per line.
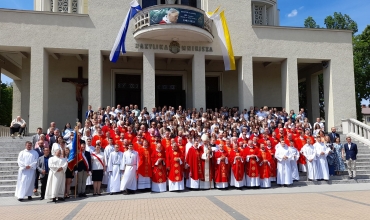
124 132 135 144
259 149 273 180
186 146 204 181
213 150 229 183
151 149 167 184
147 135 157 146
167 149 184 182
161 138 172 151
294 137 307 167
228 149 245 181
266 146 277 178
133 142 143 152
174 136 188 146
243 146 261 178
138 147 152 178
91 135 108 149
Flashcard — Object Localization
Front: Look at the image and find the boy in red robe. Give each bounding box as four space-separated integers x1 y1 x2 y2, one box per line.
185 140 204 189
151 143 167 192
243 140 261 187
137 140 152 191
213 146 229 189
228 144 245 189
167 141 185 191
266 140 277 182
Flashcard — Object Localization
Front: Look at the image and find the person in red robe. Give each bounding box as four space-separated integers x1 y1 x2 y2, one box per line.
294 131 307 172
167 141 185 191
237 132 249 145
137 140 152 191
124 126 135 144
161 131 172 152
151 142 167 192
259 144 272 188
199 137 214 189
243 140 261 187
133 134 144 152
176 137 186 156
271 132 280 148
266 140 277 182
213 146 229 189
228 144 245 189
112 128 121 144
101 120 112 138
92 128 108 149
185 140 204 189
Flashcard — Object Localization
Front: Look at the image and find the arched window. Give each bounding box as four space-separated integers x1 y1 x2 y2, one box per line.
142 0 198 9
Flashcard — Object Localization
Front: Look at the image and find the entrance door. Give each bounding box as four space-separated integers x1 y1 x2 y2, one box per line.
115 74 141 108
156 75 186 109
206 76 222 110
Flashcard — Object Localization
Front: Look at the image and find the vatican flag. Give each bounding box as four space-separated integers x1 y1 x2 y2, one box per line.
207 8 236 71
110 0 142 63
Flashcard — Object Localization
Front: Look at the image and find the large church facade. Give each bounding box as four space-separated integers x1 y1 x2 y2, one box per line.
0 0 356 132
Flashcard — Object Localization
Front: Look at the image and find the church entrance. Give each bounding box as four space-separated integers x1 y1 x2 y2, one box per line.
155 75 186 109
206 76 222 110
115 74 141 108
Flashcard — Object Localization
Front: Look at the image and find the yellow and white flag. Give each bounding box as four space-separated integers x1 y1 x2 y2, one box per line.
207 8 235 71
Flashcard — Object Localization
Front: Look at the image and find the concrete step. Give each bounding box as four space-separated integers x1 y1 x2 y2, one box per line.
0 161 18 166
0 175 18 180
298 174 370 181
0 191 16 197
0 180 17 186
0 185 16 191
0 166 19 171
356 162 370 166
354 159 370 163
355 170 370 175
0 157 18 162
0 170 19 175
291 179 370 186
357 154 370 158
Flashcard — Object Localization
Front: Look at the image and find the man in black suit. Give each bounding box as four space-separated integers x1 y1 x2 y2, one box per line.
329 127 340 143
85 105 94 119
343 137 358 179
75 142 92 197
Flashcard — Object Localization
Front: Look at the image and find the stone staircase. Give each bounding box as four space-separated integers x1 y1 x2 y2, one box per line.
0 134 369 197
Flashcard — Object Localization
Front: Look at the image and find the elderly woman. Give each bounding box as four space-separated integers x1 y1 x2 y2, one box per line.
333 137 345 175
324 136 337 176
35 134 49 149
91 144 105 195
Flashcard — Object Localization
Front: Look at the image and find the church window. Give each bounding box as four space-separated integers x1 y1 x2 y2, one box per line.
72 0 78 13
50 0 53 11
58 0 69 13
253 5 263 25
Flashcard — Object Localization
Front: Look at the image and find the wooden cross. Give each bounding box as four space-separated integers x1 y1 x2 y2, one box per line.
62 66 88 122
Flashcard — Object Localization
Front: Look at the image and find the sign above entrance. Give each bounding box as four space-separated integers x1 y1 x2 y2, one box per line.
149 7 204 29
135 43 213 54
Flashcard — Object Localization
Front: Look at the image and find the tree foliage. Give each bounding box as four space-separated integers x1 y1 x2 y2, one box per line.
303 13 368 121
0 83 13 126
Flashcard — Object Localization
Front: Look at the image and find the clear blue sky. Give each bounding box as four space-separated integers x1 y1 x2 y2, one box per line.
0 0 369 104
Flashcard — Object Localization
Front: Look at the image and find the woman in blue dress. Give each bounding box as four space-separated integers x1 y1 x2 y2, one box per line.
325 136 337 176
333 137 345 175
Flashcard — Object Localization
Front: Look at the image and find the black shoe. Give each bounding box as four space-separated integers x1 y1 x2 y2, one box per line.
123 190 128 195
52 198 56 203
28 196 32 200
109 193 113 195
58 198 65 201
82 193 87 197
40 197 44 200
18 199 24 202
78 193 83 197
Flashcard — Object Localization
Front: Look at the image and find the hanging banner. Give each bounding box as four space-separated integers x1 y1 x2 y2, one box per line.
149 7 204 28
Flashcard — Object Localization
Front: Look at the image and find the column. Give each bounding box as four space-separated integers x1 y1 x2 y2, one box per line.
306 73 320 123
12 80 22 119
42 0 51 11
143 51 155 109
238 56 254 109
29 47 49 132
88 49 103 110
53 0 58 12
192 53 205 109
68 0 73 13
281 58 299 113
323 61 334 131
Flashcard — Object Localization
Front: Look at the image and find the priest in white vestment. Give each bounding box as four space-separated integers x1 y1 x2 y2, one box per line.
120 144 139 194
103 138 115 186
314 137 330 180
15 141 39 201
300 138 319 180
275 139 293 185
107 145 124 194
200 136 214 189
288 141 300 181
45 149 67 202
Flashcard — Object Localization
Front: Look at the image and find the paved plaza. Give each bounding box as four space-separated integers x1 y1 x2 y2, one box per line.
1 183 369 220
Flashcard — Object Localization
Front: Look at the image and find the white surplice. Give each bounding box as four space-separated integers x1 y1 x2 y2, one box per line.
314 142 330 180
103 145 115 185
15 149 39 199
120 150 139 191
107 151 124 193
300 144 319 180
85 145 95 186
288 147 300 181
200 146 214 189
45 156 67 199
275 145 293 185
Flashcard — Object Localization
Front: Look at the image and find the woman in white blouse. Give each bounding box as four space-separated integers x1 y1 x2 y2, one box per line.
91 144 106 195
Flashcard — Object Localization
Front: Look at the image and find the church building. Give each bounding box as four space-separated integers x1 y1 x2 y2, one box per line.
0 0 356 132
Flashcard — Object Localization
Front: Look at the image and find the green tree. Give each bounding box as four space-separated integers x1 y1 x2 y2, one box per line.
303 13 367 121
0 83 13 126
304 16 320 28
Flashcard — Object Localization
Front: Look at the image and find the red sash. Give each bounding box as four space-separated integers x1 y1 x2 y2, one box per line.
91 153 104 167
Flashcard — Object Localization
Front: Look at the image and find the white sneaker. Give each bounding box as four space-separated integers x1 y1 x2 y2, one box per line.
11 134 14 137
17 134 21 137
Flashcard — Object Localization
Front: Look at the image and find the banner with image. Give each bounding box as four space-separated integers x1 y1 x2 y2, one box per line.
149 7 204 28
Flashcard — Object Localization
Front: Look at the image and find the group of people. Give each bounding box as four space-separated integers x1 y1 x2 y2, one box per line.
14 104 358 202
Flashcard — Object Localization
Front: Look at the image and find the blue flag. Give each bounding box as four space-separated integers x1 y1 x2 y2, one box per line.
68 131 78 171
109 0 142 62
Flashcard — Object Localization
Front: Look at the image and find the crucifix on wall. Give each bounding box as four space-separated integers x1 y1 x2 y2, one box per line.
62 66 88 122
